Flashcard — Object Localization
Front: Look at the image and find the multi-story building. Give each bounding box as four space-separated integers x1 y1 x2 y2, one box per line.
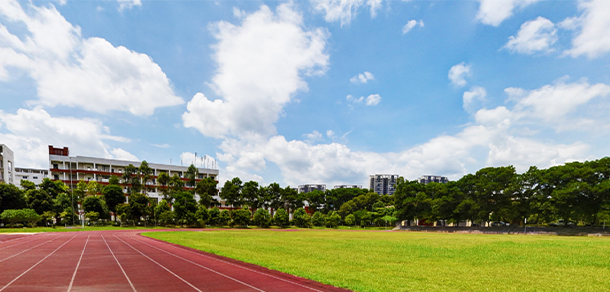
417 175 449 184
15 167 49 186
48 145 219 202
0 144 15 184
369 174 399 195
333 185 362 189
297 184 326 193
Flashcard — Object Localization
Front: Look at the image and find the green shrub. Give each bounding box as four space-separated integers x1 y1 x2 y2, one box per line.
232 208 251 227
274 208 289 227
292 208 311 228
311 211 325 226
253 208 271 228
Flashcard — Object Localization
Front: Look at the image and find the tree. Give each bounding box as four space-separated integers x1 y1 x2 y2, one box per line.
21 209 41 227
128 193 149 223
109 175 120 185
196 177 218 208
169 174 185 195
1 209 22 227
281 186 301 213
273 208 289 227
325 211 341 228
139 161 153 193
266 183 283 214
116 203 131 225
86 181 103 195
41 211 55 227
218 209 231 226
220 178 243 209
26 189 53 215
196 205 209 225
82 196 109 220
85 211 100 224
208 207 220 226
0 183 26 213
305 190 325 212
242 181 261 212
173 191 198 226
157 172 170 199
344 214 355 226
311 211 325 226
292 208 310 228
252 208 271 228
232 208 251 227
185 164 198 188
39 179 67 199
122 164 141 195
20 180 36 191
103 184 125 221
154 200 171 225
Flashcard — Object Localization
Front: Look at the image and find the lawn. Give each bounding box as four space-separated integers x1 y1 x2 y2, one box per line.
144 230 610 292
0 225 167 233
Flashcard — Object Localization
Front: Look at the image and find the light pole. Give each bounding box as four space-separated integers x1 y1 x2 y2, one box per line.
69 157 74 226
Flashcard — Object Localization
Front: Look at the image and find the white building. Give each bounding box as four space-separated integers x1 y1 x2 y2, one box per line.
369 174 399 195
15 167 49 187
297 184 326 193
417 175 449 184
0 144 15 184
48 145 219 202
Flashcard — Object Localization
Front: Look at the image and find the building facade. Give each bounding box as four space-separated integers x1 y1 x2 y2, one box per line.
333 185 362 189
369 174 399 195
417 175 449 184
297 184 326 193
0 144 14 184
48 145 219 202
15 167 49 186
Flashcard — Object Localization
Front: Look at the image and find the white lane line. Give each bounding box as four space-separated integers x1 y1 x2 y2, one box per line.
134 234 323 292
124 234 268 292
102 235 137 292
67 235 90 292
0 233 49 251
0 234 77 292
113 234 203 292
0 234 64 263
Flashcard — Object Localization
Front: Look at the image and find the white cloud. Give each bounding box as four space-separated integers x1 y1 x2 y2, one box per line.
564 0 610 58
0 0 183 116
448 62 471 87
463 86 487 113
350 71 374 84
504 17 557 54
346 94 363 103
0 108 134 168
304 130 323 144
117 0 142 11
311 0 383 26
326 130 335 139
214 78 610 187
152 143 171 149
182 3 329 140
476 0 541 27
402 19 424 34
365 94 382 106
110 148 139 161
508 79 610 131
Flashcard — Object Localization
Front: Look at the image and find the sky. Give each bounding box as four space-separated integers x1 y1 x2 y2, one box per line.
1 0 610 188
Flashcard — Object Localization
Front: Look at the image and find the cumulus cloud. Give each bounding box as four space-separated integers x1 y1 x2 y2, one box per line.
215 78 608 186
117 0 142 11
402 19 424 34
476 0 541 27
350 71 374 84
182 4 329 140
311 0 383 26
0 0 183 116
304 130 323 144
504 17 557 54
463 86 487 113
0 108 135 168
564 0 610 58
365 94 382 106
448 62 471 87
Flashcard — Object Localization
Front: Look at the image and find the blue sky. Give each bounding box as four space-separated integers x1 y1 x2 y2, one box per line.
1 0 610 187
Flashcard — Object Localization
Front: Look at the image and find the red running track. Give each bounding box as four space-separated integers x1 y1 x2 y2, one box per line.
0 230 349 292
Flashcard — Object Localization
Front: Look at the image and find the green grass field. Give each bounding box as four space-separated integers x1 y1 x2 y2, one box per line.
144 230 610 292
0 226 167 233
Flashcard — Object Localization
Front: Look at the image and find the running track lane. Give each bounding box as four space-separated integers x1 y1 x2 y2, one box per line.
120 232 349 292
0 230 350 291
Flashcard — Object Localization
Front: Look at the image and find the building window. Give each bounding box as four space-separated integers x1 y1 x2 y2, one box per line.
33 176 38 179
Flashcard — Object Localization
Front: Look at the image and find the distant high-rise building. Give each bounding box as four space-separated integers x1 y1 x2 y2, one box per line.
369 174 399 195
417 175 449 184
298 184 326 193
333 185 362 189
0 144 14 184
